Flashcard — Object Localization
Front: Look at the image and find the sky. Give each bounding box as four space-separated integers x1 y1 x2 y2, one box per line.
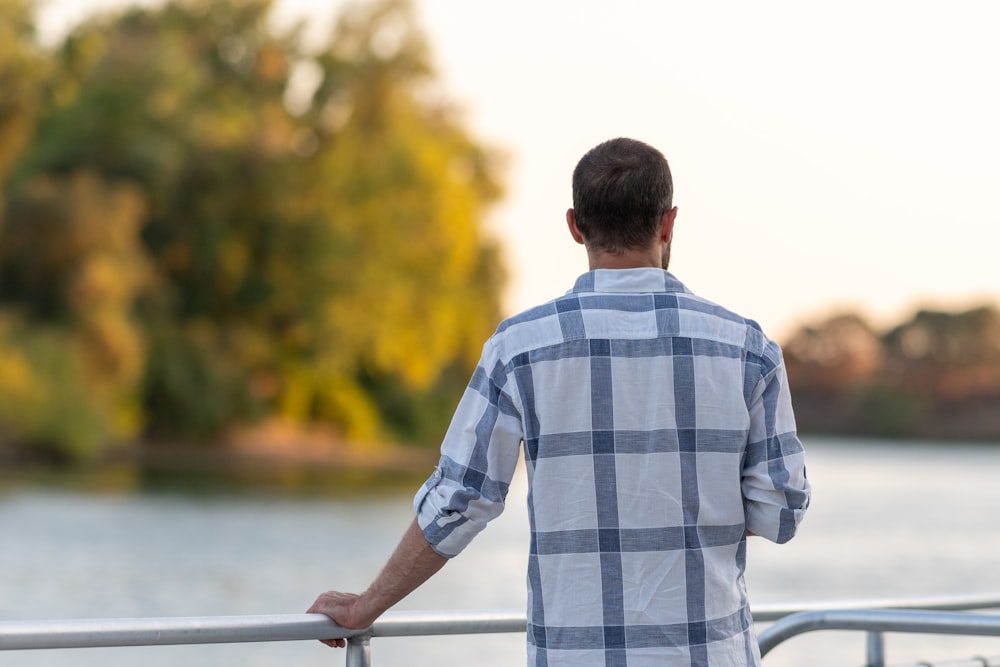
37 0 1000 340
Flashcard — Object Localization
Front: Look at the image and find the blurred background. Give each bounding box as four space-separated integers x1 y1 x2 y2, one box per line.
1 1 999 665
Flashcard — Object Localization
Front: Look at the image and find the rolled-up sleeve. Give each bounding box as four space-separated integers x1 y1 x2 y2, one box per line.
743 344 811 543
413 340 524 558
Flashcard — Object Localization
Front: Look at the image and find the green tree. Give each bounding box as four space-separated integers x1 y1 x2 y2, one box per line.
0 171 151 460
1 0 505 457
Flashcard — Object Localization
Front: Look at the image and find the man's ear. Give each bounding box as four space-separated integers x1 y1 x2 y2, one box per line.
660 207 678 242
566 208 586 245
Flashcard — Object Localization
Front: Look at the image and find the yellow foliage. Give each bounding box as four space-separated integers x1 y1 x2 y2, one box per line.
0 334 45 420
317 378 381 443
277 363 381 443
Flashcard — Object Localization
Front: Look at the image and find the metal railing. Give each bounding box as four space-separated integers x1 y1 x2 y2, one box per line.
757 608 1000 666
2 594 1000 666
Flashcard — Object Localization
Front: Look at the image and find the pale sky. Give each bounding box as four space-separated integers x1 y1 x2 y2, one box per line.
39 0 1000 340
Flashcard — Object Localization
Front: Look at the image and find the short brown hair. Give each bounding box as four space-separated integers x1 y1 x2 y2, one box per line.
571 138 673 253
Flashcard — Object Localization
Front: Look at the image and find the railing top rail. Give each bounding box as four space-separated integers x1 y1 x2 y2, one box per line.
368 608 526 638
0 614 347 651
0 609 528 652
3 594 1000 652
751 592 1000 622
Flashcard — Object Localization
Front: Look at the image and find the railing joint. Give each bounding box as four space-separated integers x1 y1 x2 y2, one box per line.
345 633 372 667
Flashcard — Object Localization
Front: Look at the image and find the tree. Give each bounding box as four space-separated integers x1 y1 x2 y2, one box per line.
0 0 506 458
281 0 506 439
0 171 150 458
784 313 882 392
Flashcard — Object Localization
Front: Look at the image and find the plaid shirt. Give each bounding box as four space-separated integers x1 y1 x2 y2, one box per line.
415 268 810 666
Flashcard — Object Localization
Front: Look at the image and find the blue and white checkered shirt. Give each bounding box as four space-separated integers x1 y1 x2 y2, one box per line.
415 268 810 666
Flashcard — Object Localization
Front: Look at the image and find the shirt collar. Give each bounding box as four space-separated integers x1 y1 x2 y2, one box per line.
569 268 691 295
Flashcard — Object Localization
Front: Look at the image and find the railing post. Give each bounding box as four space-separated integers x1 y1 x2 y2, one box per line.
345 634 371 667
865 630 885 667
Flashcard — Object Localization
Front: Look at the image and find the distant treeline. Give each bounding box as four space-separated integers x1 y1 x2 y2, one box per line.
784 305 1000 441
0 0 505 464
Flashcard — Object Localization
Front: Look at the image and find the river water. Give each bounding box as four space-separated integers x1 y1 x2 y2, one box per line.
2 436 1000 666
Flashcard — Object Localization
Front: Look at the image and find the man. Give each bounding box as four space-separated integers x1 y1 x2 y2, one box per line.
309 137 811 666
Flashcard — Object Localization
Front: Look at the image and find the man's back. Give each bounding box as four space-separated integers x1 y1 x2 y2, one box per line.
456 268 809 666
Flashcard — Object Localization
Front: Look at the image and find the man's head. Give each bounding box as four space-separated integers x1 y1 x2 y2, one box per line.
569 138 674 261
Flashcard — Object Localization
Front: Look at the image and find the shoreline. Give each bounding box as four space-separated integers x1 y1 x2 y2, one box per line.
1 438 441 497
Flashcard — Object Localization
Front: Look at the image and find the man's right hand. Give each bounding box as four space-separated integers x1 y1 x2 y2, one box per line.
307 590 375 648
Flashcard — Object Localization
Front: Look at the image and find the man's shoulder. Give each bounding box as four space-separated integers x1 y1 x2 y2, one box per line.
484 300 564 364
495 300 560 335
674 292 774 352
484 271 783 365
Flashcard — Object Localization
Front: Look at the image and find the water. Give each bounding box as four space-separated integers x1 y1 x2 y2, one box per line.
2 436 1000 666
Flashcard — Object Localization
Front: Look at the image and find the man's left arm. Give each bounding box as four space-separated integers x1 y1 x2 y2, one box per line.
742 344 811 543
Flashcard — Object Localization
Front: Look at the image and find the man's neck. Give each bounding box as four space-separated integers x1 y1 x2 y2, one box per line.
587 248 662 270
